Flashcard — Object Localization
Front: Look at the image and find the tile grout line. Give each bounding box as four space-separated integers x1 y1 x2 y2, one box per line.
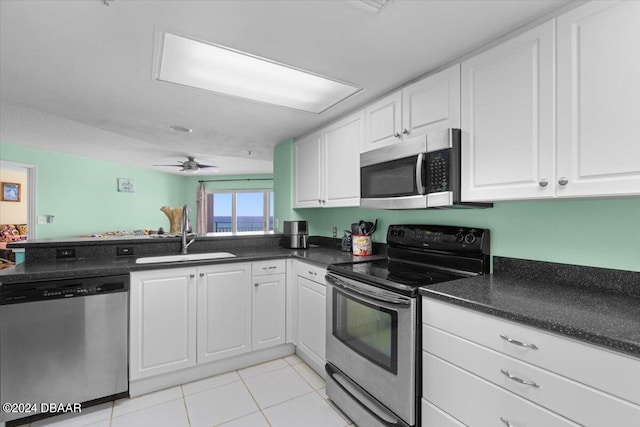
236 366 274 427
179 384 192 427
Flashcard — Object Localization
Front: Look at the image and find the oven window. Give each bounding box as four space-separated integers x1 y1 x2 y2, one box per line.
361 155 422 198
332 288 398 374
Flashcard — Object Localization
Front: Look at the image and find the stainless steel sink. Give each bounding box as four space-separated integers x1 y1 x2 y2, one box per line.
135 252 236 264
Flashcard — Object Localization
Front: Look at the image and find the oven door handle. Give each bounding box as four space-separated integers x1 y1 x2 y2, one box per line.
326 274 411 307
325 363 404 427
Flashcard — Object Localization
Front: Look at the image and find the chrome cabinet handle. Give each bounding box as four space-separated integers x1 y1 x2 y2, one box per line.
500 417 515 427
500 369 540 388
308 270 317 275
393 132 401 138
199 273 204 277
254 282 260 287
189 274 195 279
538 179 548 187
262 266 277 270
558 177 569 186
402 129 409 135
500 334 538 350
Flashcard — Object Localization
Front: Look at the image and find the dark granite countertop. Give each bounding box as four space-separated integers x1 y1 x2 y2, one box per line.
0 245 384 285
419 257 640 359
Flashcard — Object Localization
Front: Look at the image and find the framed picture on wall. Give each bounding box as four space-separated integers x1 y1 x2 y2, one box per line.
1 182 20 202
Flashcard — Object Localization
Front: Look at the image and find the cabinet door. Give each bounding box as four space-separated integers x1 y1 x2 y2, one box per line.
363 90 402 151
252 273 286 350
556 1 640 198
197 263 252 363
130 268 197 380
294 130 323 208
323 111 363 207
402 64 460 139
297 274 326 371
461 21 555 201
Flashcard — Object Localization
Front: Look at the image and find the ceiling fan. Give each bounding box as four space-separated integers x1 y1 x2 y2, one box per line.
153 156 218 173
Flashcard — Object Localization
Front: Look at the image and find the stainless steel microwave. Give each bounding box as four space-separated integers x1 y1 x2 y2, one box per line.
360 128 491 209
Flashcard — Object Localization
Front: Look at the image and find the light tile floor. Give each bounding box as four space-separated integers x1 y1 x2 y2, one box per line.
19 355 353 427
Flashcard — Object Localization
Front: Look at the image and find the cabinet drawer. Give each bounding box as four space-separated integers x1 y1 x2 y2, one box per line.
422 298 640 405
423 324 640 426
423 352 579 427
421 398 465 427
295 262 326 284
252 259 286 276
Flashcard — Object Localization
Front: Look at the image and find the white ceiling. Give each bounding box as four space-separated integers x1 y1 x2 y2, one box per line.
0 0 572 176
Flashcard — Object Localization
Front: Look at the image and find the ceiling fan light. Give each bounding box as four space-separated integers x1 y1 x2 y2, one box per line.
157 33 361 113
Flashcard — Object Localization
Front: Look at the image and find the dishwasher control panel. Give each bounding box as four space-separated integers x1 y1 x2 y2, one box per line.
1 275 129 305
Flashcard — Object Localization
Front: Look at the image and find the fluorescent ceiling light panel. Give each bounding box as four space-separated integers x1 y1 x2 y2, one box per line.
158 33 361 113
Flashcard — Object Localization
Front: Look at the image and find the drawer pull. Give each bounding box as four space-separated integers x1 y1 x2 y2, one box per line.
500 334 538 350
262 266 277 270
500 369 540 388
500 417 515 427
308 270 317 275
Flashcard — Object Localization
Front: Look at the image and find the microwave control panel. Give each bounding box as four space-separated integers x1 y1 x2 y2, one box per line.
426 149 451 193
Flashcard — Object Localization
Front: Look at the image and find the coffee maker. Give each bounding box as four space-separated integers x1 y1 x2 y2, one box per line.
282 220 309 249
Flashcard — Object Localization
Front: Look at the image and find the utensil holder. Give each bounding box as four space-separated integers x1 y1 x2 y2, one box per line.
352 235 372 256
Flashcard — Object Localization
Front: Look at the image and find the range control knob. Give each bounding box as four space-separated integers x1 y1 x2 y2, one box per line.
390 229 398 237
455 233 465 243
397 230 405 238
464 234 476 244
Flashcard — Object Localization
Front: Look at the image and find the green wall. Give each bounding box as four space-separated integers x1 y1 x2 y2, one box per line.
0 142 275 239
0 142 188 238
273 140 640 272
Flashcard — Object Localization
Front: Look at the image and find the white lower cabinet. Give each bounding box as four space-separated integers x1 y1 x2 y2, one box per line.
252 262 286 351
130 268 197 380
130 261 287 381
421 297 640 427
295 262 327 375
197 263 252 363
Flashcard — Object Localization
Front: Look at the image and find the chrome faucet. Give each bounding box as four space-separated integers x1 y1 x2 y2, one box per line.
181 204 195 254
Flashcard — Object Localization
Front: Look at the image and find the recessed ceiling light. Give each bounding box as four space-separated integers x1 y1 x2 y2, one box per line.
157 32 362 114
169 125 192 133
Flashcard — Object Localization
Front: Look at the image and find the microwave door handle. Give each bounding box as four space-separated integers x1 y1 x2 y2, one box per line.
416 153 426 195
326 274 411 307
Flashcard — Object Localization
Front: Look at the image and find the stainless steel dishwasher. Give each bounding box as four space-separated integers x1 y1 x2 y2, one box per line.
0 274 129 424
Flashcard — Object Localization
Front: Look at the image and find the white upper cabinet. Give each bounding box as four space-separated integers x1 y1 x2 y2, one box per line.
363 65 461 152
556 1 640 198
461 21 555 202
294 111 363 209
363 90 403 150
323 111 363 207
294 130 323 208
402 64 460 137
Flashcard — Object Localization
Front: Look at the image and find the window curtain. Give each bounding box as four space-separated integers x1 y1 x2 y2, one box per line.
196 182 207 234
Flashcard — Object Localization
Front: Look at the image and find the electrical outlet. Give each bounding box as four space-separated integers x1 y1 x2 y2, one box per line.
38 216 46 224
332 227 337 237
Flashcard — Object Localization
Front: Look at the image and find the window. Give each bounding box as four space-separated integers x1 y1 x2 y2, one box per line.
207 190 273 233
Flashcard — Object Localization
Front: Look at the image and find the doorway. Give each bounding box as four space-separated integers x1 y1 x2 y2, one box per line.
0 160 36 263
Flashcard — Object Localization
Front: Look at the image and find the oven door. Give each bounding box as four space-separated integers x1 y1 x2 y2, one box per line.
360 135 428 210
326 273 417 426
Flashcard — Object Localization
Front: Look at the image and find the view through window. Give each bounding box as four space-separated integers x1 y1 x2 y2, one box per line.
208 190 273 233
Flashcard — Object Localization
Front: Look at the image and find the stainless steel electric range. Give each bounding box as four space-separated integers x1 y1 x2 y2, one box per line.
325 224 490 427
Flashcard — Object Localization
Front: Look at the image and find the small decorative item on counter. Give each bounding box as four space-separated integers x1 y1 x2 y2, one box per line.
352 234 372 256
160 206 183 234
341 231 352 252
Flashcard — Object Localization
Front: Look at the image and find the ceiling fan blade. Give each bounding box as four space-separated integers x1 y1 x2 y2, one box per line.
198 164 218 169
153 164 184 167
